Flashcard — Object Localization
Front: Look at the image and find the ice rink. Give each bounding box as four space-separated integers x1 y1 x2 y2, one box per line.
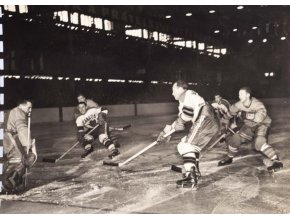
0 100 290 213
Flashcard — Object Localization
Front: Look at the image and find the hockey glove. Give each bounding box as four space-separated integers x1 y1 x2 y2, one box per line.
98 112 107 125
172 117 186 132
22 152 37 168
157 125 173 143
84 134 94 143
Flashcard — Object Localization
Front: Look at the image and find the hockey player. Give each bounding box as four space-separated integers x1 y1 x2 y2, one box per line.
1 99 37 194
76 102 120 159
157 80 219 189
218 87 283 172
211 93 232 133
74 94 99 119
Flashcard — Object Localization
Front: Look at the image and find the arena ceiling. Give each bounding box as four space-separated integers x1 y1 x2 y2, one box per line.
19 5 290 53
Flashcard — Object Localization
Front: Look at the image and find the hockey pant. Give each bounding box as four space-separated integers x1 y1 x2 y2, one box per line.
177 115 219 173
82 123 116 151
226 124 278 160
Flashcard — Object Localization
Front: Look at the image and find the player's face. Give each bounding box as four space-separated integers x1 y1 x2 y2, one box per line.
78 104 87 114
23 102 32 114
239 90 249 103
172 83 183 100
215 95 222 103
77 96 86 103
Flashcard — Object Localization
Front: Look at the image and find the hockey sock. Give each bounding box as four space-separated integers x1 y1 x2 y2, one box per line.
260 143 278 160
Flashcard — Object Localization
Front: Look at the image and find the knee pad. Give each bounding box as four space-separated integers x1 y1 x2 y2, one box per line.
228 133 241 148
254 136 267 151
99 134 108 144
177 142 200 156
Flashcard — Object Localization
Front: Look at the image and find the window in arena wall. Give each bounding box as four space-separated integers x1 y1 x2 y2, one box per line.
80 14 93 27
4 5 16 12
214 48 220 54
104 19 113 31
198 42 205 50
221 48 227 55
19 5 28 13
54 11 68 22
143 29 148 39
70 12 79 25
186 41 192 48
159 32 170 42
94 18 103 29
125 29 142 38
152 31 159 41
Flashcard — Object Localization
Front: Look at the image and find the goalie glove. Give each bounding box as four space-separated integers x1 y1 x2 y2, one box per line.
98 112 107 125
157 125 173 143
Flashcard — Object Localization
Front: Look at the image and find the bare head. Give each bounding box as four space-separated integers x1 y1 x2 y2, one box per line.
78 102 87 115
239 87 251 103
77 94 86 103
18 99 32 114
214 93 222 103
172 80 188 101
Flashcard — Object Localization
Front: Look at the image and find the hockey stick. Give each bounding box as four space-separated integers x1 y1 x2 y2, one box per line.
103 129 176 167
109 124 132 131
42 124 99 163
24 112 31 188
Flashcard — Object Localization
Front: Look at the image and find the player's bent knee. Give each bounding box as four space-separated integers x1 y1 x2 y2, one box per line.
254 136 266 151
99 134 108 144
228 133 241 147
177 142 200 156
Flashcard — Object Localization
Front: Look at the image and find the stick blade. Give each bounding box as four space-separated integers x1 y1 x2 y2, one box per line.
42 157 57 163
171 164 183 173
122 124 132 130
103 160 119 166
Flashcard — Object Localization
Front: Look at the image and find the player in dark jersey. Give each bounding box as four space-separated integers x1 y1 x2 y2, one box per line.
218 87 283 172
76 102 120 159
1 99 37 194
74 94 99 119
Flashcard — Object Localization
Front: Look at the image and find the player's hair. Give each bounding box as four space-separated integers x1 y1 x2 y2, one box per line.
175 80 188 90
77 93 86 98
78 101 87 106
17 99 32 106
214 93 222 97
240 86 252 96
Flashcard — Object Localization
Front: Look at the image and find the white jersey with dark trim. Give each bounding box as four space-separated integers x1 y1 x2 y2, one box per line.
178 90 206 122
76 107 104 129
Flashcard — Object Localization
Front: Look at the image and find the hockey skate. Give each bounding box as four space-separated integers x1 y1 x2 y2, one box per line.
218 156 233 166
81 146 94 159
176 167 198 189
263 158 283 173
108 148 120 159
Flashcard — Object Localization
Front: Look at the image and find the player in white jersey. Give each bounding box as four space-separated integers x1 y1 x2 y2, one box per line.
157 80 219 189
76 102 120 159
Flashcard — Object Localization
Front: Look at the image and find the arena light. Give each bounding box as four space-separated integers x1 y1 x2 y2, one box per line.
233 28 238 32
281 36 286 40
57 77 63 80
165 15 171 19
252 26 258 30
214 30 220 34
150 81 158 84
270 72 274 77
65 77 70 80
248 39 253 43
186 13 192 16
263 38 267 43
237 6 244 10
265 72 269 77
209 10 215 14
